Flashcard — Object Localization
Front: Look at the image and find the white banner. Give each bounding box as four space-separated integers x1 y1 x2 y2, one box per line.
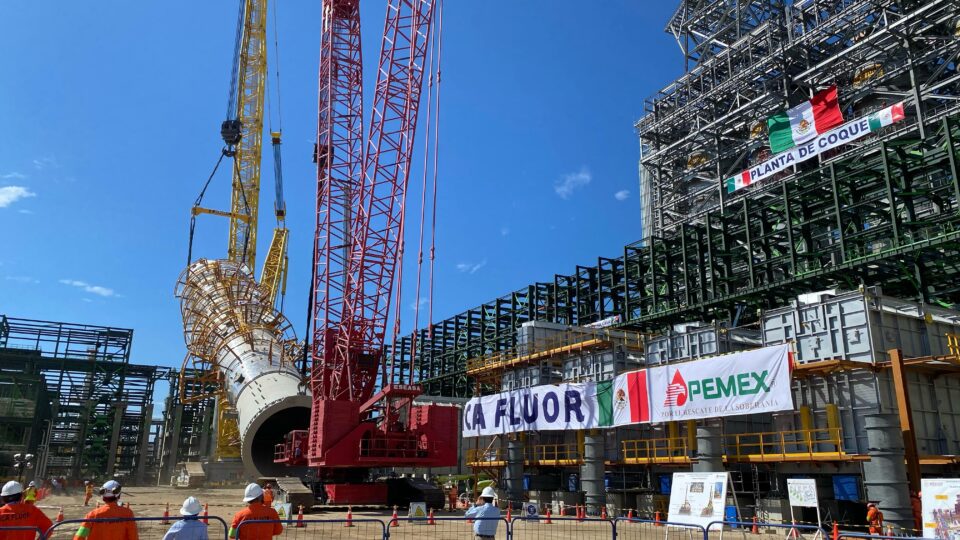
922 478 958 538
462 382 610 437
649 344 793 423
726 102 905 194
667 472 729 529
787 478 819 508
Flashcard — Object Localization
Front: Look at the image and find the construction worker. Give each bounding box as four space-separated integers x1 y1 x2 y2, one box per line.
228 483 282 539
867 501 884 536
262 483 274 507
447 484 459 512
84 481 94 506
911 492 922 533
22 482 37 505
161 497 207 540
464 486 500 540
73 480 138 540
0 480 53 540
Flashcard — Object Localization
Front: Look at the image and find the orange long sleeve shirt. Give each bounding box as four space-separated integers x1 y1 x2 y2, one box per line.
229 503 282 539
0 501 54 540
73 501 138 540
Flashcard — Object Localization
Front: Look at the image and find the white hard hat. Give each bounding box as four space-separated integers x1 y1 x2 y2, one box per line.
480 486 497 499
243 483 264 502
1 481 23 497
27 481 35 487
180 496 203 516
101 480 121 498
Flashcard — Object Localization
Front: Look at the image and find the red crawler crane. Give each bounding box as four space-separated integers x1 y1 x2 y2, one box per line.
274 0 456 505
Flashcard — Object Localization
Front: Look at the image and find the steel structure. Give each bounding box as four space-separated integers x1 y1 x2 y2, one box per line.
0 315 165 483
393 0 960 398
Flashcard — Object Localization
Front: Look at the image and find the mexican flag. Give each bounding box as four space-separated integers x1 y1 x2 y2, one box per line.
868 102 906 131
725 170 752 194
603 369 649 426
767 86 844 153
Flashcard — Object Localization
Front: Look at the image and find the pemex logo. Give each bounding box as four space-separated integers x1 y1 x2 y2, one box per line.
664 370 687 406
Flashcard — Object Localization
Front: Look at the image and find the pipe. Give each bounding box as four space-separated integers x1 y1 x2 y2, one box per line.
176 259 311 477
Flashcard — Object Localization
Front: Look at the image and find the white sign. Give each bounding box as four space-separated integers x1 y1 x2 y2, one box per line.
649 344 793 423
668 472 729 530
524 503 538 518
726 102 906 194
463 382 609 437
585 315 622 328
921 478 960 538
787 479 819 508
409 501 427 523
273 503 292 523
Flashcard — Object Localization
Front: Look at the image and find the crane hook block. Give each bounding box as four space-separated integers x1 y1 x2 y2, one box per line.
221 119 244 147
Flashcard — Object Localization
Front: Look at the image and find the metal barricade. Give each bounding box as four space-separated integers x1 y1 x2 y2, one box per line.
390 516 508 540
512 515 615 540
45 516 230 540
615 517 705 540
0 525 44 539
236 518 386 540
706 520 825 540
837 531 926 540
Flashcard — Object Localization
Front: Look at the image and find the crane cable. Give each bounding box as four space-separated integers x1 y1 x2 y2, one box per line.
426 0 444 338
185 153 228 268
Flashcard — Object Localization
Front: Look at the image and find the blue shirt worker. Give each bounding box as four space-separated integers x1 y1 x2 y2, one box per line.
464 486 501 539
162 497 208 540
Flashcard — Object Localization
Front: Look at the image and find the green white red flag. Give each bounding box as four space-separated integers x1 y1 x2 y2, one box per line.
767 86 844 154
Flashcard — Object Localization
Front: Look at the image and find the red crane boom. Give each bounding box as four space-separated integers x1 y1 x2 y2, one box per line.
276 0 456 502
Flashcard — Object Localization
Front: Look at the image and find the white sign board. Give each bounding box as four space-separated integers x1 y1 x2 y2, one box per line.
463 382 609 437
921 478 960 538
649 344 793 423
524 503 538 518
409 501 427 524
787 478 819 508
668 472 728 529
273 503 292 523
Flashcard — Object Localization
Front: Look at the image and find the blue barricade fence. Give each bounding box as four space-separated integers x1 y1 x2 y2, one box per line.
237 517 387 540
615 517 706 540
44 515 230 540
0 526 44 539
512 515 614 540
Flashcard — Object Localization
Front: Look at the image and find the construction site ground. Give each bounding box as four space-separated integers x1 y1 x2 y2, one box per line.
30 486 812 540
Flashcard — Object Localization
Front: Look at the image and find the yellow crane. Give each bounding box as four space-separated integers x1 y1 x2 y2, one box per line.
182 0 289 461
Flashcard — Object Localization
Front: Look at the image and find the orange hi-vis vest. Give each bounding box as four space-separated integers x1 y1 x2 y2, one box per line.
73 501 138 540
0 501 54 540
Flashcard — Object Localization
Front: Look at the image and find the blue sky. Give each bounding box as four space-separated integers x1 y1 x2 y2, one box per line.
0 1 681 400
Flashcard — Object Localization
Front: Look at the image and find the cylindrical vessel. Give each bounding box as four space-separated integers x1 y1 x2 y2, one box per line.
177 259 310 477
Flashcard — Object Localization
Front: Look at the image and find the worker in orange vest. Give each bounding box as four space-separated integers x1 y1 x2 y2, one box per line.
262 483 274 507
0 481 53 540
73 480 138 540
229 484 282 539
84 481 94 506
447 484 458 512
911 492 922 533
867 501 884 535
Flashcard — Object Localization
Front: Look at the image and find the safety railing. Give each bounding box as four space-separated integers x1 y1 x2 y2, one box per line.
724 428 845 461
615 517 706 540
466 447 506 464
44 516 230 540
513 515 614 540
0 526 43 539
527 442 581 465
622 436 691 464
237 517 386 540
707 520 825 540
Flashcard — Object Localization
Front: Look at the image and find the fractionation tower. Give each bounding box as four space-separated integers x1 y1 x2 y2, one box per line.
0 315 166 484
388 0 960 531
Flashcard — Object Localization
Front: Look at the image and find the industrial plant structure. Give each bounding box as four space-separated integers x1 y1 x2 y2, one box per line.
388 0 960 531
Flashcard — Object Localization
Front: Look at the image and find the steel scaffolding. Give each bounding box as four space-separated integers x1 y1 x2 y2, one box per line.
0 315 167 483
391 0 960 398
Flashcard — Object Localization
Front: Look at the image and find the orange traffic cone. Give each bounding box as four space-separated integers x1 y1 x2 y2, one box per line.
506 506 513 521
344 506 354 527
202 503 209 524
886 525 894 537
577 505 585 522
296 505 305 528
428 508 436 526
627 508 634 522
601 506 608 520
390 505 399 527
655 510 662 527
832 521 839 540
752 516 759 534
544 506 552 525
163 503 170 525
56 507 64 522
790 520 799 538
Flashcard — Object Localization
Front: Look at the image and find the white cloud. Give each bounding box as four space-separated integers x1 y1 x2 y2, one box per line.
554 166 592 199
409 298 430 311
614 189 630 201
33 157 57 170
59 279 118 298
5 276 38 284
500 226 510 237
456 259 487 274
0 186 35 208
1 172 26 180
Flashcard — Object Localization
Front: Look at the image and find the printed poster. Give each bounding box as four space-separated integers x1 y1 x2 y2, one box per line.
787 478 818 508
922 478 960 539
668 472 729 529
